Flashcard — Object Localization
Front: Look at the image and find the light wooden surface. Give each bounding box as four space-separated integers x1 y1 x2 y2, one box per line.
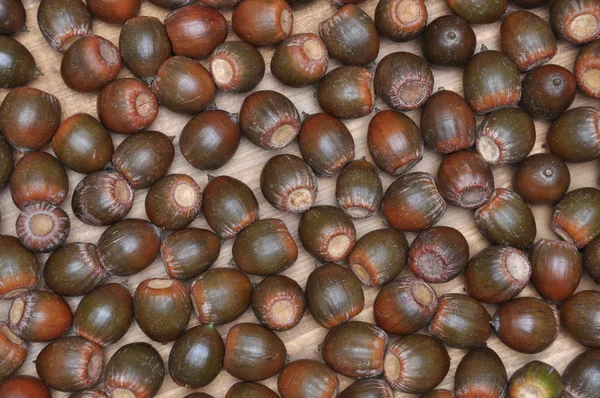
0 0 599 397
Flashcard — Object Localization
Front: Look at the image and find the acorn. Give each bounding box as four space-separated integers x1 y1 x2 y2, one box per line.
375 0 427 42
454 347 507 398
0 0 26 36
332 0 365 4
560 290 600 348
145 174 202 230
134 278 191 343
252 275 306 331
168 325 224 388
336 159 383 219
348 228 408 287
160 228 221 280
552 188 600 248
73 283 133 346
367 110 423 175
0 37 39 88
104 343 165 398
0 236 38 299
228 382 279 398
119 16 172 84
149 0 195 8
184 394 215 398
420 89 476 154
112 130 175 189
305 262 364 328
562 349 600 398
202 175 260 239
97 218 161 276
430 293 492 349
546 107 600 163
52 113 114 174
421 15 476 67
72 171 135 226
69 390 109 398
575 40 600 99
444 0 508 24
278 359 339 398
232 0 292 46
465 245 532 304
271 33 329 87
87 0 140 24
519 65 577 120
530 239 582 303
319 5 379 66
9 290 72 342
210 41 265 93
339 379 394 398
511 0 551 6
408 226 469 283
37 0 91 52
509 361 564 398
437 151 494 209
474 188 536 249
514 154 571 204
381 172 447 232
298 206 356 263
0 376 51 398
550 0 600 44
35 337 103 392
201 0 243 7
0 138 12 188
240 90 301 150
16 202 70 253
232 218 298 275
384 334 450 393
421 391 455 398
584 237 600 283
0 322 27 381
0 87 61 152
476 108 536 166
224 322 287 381
492 297 560 354
373 276 438 335
189 268 253 325
374 52 434 111
317 66 375 119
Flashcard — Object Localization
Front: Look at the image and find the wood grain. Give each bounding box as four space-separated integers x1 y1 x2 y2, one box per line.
0 0 598 397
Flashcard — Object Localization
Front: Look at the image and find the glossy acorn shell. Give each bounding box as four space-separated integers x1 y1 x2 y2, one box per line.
381 172 447 232
52 113 114 174
252 275 306 331
0 323 27 381
37 0 91 52
420 90 476 154
160 228 221 280
584 236 600 283
421 15 476 67
509 361 564 398
520 64 577 120
202 175 260 239
0 138 12 188
421 390 456 398
232 0 293 46
189 267 253 325
336 159 382 219
0 0 26 36
227 382 279 398
0 376 51 398
134 278 191 342
271 33 328 86
375 0 427 42
563 349 600 398
552 187 600 248
278 359 339 398
575 40 600 99
339 379 394 398
87 0 140 24
224 322 287 381
511 0 551 7
73 283 133 346
546 107 600 163
384 334 450 393
168 324 224 388
145 173 202 230
35 337 103 392
465 245 532 304
0 87 61 152
104 343 165 398
560 290 600 348
530 239 582 302
374 52 434 111
149 0 195 8
408 226 469 283
317 66 375 119
69 390 109 398
112 130 175 189
305 262 364 328
298 206 356 263
0 37 38 88
16 202 70 253
0 235 38 299
319 5 379 66
373 276 438 335
348 228 408 287
210 41 265 93
444 0 508 24
72 171 135 226
454 347 507 398
9 290 72 342
430 293 491 349
514 153 571 204
437 151 494 209
233 218 298 275
96 218 161 276
550 0 600 44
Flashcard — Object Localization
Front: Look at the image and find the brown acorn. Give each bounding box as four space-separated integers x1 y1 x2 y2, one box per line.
584 236 600 284
552 187 600 248
511 0 551 7
0 376 51 398
519 65 577 120
210 41 266 93
339 379 394 398
465 245 532 304
73 283 133 346
546 107 600 163
550 0 600 44
278 360 339 398
305 262 364 328
87 0 140 24
375 0 427 42
381 172 447 232
444 0 508 24
575 40 600 99
0 0 26 36
224 322 287 381
0 138 12 188
409 226 469 283
0 323 27 381
69 390 109 398
228 382 279 398
37 0 91 52
374 52 434 111
271 33 329 87
252 275 305 331
232 0 293 46
421 390 456 398
508 361 564 398
437 151 494 209
373 276 438 335
421 15 476 67
0 37 39 88
0 87 61 152
298 206 356 263
367 110 423 176
16 202 70 253
560 290 600 348
145 174 202 230
160 228 221 280
149 0 195 8
317 66 375 119
336 159 382 219
454 347 508 398
0 236 38 299
332 0 365 4
514 153 571 204
562 349 600 398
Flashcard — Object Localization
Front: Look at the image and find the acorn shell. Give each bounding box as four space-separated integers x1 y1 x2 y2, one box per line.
519 64 577 120
149 0 195 8
546 106 600 163
552 187 600 248
232 0 293 46
0 37 39 88
444 0 508 24
271 33 329 87
37 0 91 52
511 0 551 7
509 361 564 398
16 201 70 253
550 0 600 44
0 0 26 36
0 376 52 398
227 382 278 398
421 15 476 67
160 228 221 280
562 349 600 398
252 275 305 331
574 40 600 99
584 236 600 284
210 41 266 93
0 235 39 299
298 206 356 263
87 0 140 24
560 290 600 348
437 151 494 209
0 138 12 188
339 379 394 398
278 360 339 398
336 159 383 219
317 66 375 119
421 390 456 398
454 347 507 398
145 173 202 231
0 323 27 382
514 153 571 204
375 0 427 42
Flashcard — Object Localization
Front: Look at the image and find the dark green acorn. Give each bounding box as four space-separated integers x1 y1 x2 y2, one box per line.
421 15 476 67
444 0 508 24
514 154 571 204
339 379 394 398
560 290 600 348
509 361 564 398
454 347 507 398
563 349 600 398
227 382 279 398
0 138 12 188
299 206 356 263
0 0 26 36
271 33 328 87
0 37 39 88
317 66 375 119
160 228 221 280
546 107 600 163
145 174 202 231
375 0 427 42
252 275 306 331
336 159 382 219
519 65 577 121
552 187 600 248
210 41 265 93
584 236 600 283
37 0 91 52
278 359 339 398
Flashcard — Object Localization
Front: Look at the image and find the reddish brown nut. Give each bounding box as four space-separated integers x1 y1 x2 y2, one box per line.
574 40 600 99
0 236 39 299
0 376 52 398
519 64 577 120
298 206 356 263
514 153 571 204
317 66 375 119
37 0 92 52
160 228 221 280
278 360 339 398
232 0 293 46
210 41 265 93
546 106 600 163
560 290 600 348
336 158 383 219
444 0 508 24
584 236 600 284
550 0 600 44
552 187 600 249
375 0 427 42
16 202 70 253
87 0 140 24
252 275 306 331
437 151 494 209
145 174 202 231
0 323 27 381
271 33 329 87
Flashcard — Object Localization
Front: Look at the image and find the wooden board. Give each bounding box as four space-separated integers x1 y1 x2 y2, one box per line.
1 0 599 396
